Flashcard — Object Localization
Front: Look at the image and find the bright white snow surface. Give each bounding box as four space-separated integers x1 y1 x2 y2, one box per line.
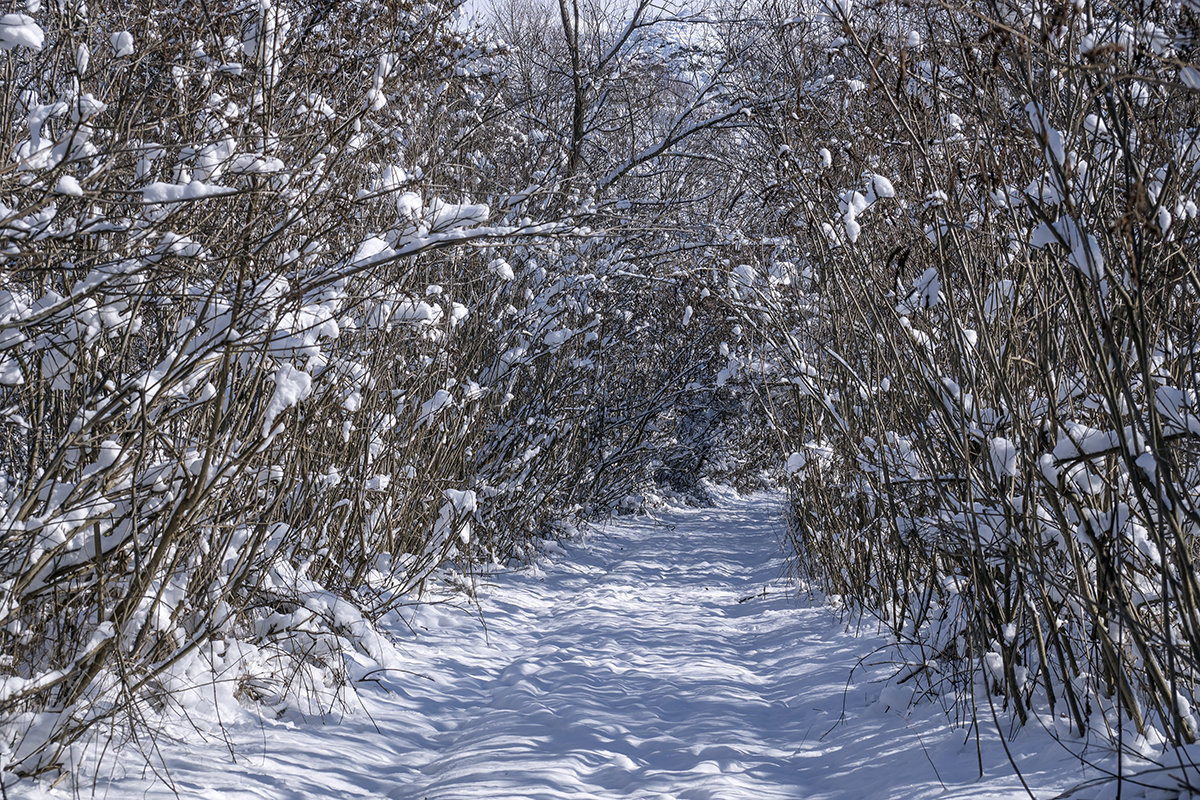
39 491 1115 799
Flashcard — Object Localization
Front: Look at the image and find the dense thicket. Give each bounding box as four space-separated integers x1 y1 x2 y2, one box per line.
0 0 761 780
3 0 1200 790
748 0 1200 768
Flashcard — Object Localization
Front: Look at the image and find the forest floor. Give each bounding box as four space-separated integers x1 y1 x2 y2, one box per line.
28 489 1138 799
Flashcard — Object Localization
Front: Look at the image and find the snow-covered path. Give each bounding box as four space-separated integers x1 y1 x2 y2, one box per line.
406 492 821 800
47 491 1109 800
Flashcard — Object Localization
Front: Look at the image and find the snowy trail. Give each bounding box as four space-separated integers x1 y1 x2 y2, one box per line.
49 491 1107 800
407 493 816 800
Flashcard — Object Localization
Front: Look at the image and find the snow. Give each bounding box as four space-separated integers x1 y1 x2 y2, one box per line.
418 388 453 424
821 0 853 20
489 257 515 280
143 180 236 205
0 14 43 51
896 267 941 313
34 492 1120 800
52 176 82 197
261 364 312 438
228 154 286 174
376 164 411 194
870 173 895 199
988 436 1018 478
844 216 861 243
243 0 291 87
110 31 134 57
443 488 477 514
543 328 573 351
396 191 423 221
1026 102 1066 166
0 356 22 385
1030 217 1105 282
429 198 490 230
350 235 391 268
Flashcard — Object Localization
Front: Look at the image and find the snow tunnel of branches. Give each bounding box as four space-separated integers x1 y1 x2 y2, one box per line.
3 0 1200 785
